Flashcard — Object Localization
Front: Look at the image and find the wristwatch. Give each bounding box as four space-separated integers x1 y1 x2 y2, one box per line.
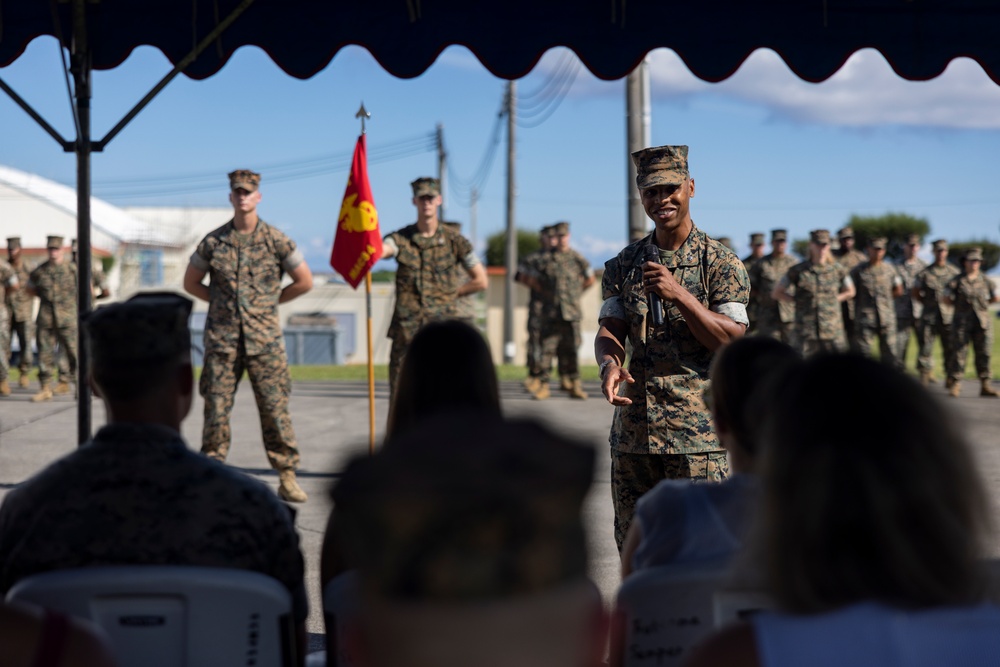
599 358 619 379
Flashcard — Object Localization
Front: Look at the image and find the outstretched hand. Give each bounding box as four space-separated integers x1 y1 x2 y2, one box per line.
601 364 635 405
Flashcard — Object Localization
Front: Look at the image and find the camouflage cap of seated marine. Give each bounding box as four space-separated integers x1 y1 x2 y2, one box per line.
83 292 193 368
228 169 261 192
411 177 440 198
771 228 788 242
810 229 832 245
46 235 64 250
631 144 689 189
333 412 594 602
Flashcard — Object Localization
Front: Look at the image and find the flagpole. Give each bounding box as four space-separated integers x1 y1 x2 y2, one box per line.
355 102 377 455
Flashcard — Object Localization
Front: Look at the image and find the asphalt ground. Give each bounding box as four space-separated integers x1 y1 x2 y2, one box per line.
2 375 1000 654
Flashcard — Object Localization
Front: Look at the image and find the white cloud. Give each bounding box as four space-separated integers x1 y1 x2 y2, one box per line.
576 234 629 266
532 47 1000 130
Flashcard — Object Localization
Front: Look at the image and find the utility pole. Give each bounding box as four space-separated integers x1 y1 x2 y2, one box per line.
436 123 447 221
626 58 651 242
503 81 517 364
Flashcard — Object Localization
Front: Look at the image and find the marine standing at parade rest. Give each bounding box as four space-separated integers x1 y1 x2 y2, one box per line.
531 221 594 400
183 169 314 503
774 229 856 358
742 232 766 333
746 228 797 345
912 239 960 387
54 239 112 390
26 236 77 402
893 233 927 370
380 177 488 405
850 236 904 368
834 226 867 351
0 252 19 397
515 225 555 394
595 145 750 552
943 247 999 398
4 238 32 391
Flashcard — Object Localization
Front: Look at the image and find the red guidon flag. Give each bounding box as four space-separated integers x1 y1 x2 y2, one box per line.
330 134 382 288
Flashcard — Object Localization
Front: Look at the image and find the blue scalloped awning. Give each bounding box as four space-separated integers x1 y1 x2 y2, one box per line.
1 0 999 84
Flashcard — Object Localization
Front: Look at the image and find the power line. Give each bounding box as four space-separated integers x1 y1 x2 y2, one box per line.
448 88 507 207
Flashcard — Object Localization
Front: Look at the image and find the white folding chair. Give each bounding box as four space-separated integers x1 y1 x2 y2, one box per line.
6 565 296 667
612 559 752 667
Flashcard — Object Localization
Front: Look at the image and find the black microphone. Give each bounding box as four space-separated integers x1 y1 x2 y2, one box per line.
642 244 664 327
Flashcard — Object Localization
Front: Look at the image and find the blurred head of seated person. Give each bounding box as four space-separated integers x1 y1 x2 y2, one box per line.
385 319 501 440
620 336 801 578
684 352 998 667
0 599 117 667
0 292 308 660
332 413 607 667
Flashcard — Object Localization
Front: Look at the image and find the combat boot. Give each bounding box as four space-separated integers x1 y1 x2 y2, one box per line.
18 373 30 388
981 379 999 398
31 384 53 402
919 370 930 387
52 381 72 395
532 382 551 401
278 469 308 503
948 379 961 398
560 376 573 392
568 378 588 400
523 376 541 394
0 380 10 396
946 376 956 390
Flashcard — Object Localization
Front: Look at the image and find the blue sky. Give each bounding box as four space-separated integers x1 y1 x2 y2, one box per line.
2 37 1000 275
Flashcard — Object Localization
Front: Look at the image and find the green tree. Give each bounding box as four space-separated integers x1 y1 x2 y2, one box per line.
947 240 1000 273
485 228 542 267
844 212 931 260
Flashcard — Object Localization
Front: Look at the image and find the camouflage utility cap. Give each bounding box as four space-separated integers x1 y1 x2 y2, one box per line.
810 229 832 245
334 413 594 601
6 237 20 250
932 239 949 251
906 233 921 245
870 237 888 250
750 233 765 245
84 292 193 367
837 227 854 240
228 169 261 192
46 235 64 249
540 225 553 237
771 229 788 242
632 144 689 190
966 247 984 261
554 221 570 236
411 177 440 197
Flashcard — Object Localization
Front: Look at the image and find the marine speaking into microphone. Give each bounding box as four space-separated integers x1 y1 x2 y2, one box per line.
642 243 664 327
593 144 751 553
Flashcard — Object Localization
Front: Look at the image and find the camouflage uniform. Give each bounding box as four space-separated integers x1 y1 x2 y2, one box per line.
893 255 927 367
0 259 18 383
516 243 553 382
538 243 594 386
0 422 308 621
850 260 902 367
5 253 33 380
28 256 77 387
440 222 477 327
384 223 480 400
913 261 960 377
781 259 851 357
190 219 304 472
946 272 996 382
835 239 867 351
747 251 798 345
601 228 750 549
58 245 110 381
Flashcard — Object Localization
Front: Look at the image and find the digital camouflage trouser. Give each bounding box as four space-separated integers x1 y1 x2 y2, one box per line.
36 323 76 385
916 315 953 376
538 319 580 382
610 449 729 553
200 343 300 472
9 318 33 376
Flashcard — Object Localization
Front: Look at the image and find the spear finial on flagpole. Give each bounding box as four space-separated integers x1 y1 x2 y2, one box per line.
356 102 370 135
